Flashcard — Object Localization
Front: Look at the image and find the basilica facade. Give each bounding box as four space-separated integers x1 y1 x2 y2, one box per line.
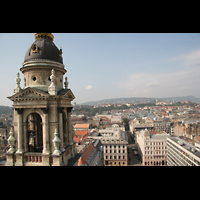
6 33 77 166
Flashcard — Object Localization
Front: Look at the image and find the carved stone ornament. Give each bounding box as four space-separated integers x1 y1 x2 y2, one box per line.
31 41 38 53
59 47 63 58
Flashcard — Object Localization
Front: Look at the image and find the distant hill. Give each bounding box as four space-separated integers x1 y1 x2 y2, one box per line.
81 97 156 106
81 96 200 106
159 96 200 103
0 106 13 115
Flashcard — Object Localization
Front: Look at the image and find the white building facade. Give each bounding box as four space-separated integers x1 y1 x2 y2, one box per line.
136 129 169 166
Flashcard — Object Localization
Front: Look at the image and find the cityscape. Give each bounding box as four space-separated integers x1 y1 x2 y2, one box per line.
0 33 200 166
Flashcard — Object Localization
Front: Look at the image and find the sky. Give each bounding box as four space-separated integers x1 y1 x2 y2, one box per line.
0 33 200 106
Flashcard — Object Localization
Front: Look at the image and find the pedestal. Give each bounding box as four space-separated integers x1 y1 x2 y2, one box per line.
15 153 24 166
51 155 64 166
5 153 15 166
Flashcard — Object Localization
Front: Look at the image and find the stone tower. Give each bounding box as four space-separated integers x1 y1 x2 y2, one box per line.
6 33 77 166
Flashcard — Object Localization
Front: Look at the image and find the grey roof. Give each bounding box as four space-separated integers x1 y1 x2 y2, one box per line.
24 38 63 64
168 136 200 159
57 89 70 96
183 118 200 124
150 133 169 140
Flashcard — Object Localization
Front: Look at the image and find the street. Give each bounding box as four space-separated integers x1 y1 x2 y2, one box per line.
126 131 142 166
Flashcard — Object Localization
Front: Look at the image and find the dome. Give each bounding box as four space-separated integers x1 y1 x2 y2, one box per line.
24 33 63 64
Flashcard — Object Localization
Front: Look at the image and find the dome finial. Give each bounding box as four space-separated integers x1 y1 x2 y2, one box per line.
34 33 54 41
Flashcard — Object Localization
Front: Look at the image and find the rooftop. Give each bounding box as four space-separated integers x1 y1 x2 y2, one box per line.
168 136 200 158
74 124 90 129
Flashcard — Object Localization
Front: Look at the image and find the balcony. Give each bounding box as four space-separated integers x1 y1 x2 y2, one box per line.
24 152 43 164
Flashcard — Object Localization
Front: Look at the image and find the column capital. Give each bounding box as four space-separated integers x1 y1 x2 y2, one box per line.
58 107 64 114
41 108 48 114
15 108 23 114
67 107 73 113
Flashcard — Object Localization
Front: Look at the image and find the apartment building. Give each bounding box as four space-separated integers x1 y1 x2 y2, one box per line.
167 136 200 166
129 118 154 134
153 119 171 133
172 118 200 142
136 129 169 166
102 138 128 166
88 129 128 166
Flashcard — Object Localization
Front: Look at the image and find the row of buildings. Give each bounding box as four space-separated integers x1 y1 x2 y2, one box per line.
72 122 128 166
135 128 200 166
71 101 200 166
125 102 200 166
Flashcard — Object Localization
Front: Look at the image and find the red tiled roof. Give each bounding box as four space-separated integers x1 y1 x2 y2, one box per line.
102 119 110 122
74 136 81 144
83 133 89 139
100 116 107 119
81 143 95 166
149 131 159 135
75 130 89 136
78 157 84 166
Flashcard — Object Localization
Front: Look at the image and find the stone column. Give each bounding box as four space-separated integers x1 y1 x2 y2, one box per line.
23 122 28 152
67 107 73 145
16 108 23 154
41 108 50 155
64 108 68 146
58 107 64 151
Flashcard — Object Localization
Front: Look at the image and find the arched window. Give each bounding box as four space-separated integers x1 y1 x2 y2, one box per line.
27 113 43 153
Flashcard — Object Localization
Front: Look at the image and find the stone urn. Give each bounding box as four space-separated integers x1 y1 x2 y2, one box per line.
7 127 16 153
52 128 61 155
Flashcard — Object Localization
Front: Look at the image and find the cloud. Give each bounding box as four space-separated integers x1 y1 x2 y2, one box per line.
169 49 200 67
117 49 200 98
117 65 200 98
84 85 93 90
145 81 159 87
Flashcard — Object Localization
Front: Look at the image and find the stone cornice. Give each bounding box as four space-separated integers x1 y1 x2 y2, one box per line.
21 60 67 74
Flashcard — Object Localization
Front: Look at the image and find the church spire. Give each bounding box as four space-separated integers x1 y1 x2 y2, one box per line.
34 33 54 42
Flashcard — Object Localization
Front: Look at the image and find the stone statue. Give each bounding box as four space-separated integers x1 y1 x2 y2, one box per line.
64 77 69 89
48 69 57 95
14 72 22 94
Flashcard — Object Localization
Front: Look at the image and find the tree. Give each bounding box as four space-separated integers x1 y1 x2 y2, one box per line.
123 118 129 131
